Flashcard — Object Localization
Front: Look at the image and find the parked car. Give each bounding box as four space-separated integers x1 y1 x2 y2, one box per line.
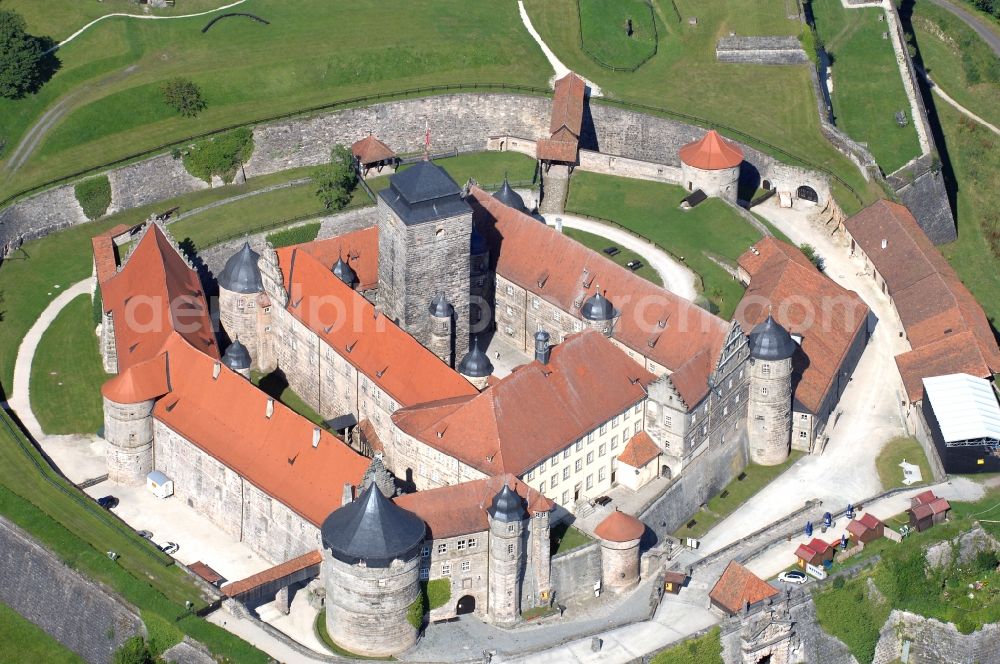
136 530 154 540
594 495 612 506
97 495 119 509
778 570 808 585
159 542 180 555
603 246 620 256
626 260 643 271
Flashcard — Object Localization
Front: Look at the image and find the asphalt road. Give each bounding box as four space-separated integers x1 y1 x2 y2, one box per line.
926 0 1000 56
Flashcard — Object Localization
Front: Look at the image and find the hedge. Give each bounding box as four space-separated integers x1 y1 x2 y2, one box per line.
265 222 320 248
74 176 111 220
182 127 254 184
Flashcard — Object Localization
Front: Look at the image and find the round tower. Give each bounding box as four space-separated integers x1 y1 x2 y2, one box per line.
101 370 157 486
217 242 264 368
321 483 426 657
594 511 644 593
746 315 795 466
457 336 494 390
221 338 252 378
679 130 743 204
487 483 527 626
580 290 616 337
332 255 357 289
427 293 454 367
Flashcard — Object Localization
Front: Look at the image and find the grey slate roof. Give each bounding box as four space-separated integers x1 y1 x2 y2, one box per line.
221 339 251 370
428 292 454 318
493 177 527 213
377 160 471 225
321 483 426 567
332 256 357 286
747 315 796 361
217 242 264 294
581 291 616 321
458 337 494 378
489 484 525 523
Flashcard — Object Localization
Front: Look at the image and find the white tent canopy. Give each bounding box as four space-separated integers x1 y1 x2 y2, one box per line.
923 373 1000 444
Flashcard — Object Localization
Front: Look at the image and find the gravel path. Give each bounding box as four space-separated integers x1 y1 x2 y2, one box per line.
517 1 603 95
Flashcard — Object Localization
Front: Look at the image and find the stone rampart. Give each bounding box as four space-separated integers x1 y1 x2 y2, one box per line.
895 167 956 245
549 540 602 602
716 36 809 65
0 516 145 664
108 153 209 213
873 610 1000 664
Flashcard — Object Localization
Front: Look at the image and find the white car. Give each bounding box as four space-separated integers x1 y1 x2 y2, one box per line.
778 570 808 585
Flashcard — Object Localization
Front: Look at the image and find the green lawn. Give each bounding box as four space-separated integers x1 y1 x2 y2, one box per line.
551 521 593 555
874 436 932 490
250 370 325 427
0 601 85 664
30 295 106 435
562 227 663 286
910 1 1000 130
813 573 891 664
810 0 922 174
673 452 803 540
566 171 759 318
524 0 881 213
0 0 550 197
400 151 537 189
650 627 723 664
578 0 658 70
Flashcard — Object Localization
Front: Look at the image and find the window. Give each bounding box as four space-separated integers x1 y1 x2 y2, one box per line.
586 475 593 489
457 540 466 551
420 568 429 580
634 404 641 414
599 466 606 481
506 285 514 295
736 393 741 404
551 474 559 487
634 421 641 435
527 470 534 481
664 414 672 429
600 424 608 435
563 449 570 460
421 546 430 558
507 544 514 555
438 543 447 554
505 305 513 316
532 297 540 310
800 414 808 420
442 563 451 576
610 436 618 451
507 524 516 533
799 431 808 438
573 321 582 332
468 538 477 549
562 467 570 480
762 364 771 375
587 431 594 443
539 460 546 472
599 443 607 457
575 459 583 472
586 452 594 464
562 491 569 504
723 406 728 417
760 387 768 395
613 416 619 427
539 479 547 491
575 441 583 452
551 455 558 467
505 326 514 336
755 415 765 421
461 560 471 572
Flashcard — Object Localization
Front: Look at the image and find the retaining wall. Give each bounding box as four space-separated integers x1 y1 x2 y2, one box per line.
549 541 602 602
873 610 1000 664
716 36 809 65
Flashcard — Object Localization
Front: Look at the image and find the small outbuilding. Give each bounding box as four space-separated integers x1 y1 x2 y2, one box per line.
794 537 835 568
351 134 398 178
709 560 777 616
662 570 687 595
146 470 173 499
908 490 950 532
922 373 1000 474
845 513 884 545
616 432 661 490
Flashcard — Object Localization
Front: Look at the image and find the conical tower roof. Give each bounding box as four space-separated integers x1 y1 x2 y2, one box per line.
457 337 494 378
221 338 251 371
679 130 744 170
321 483 425 567
748 315 796 361
489 483 526 523
332 255 357 286
218 242 264 294
493 177 527 213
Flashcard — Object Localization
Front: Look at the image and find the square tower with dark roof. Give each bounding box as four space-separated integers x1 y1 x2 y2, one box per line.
376 161 471 364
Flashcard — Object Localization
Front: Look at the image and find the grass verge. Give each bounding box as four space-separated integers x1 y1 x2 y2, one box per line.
561 227 663 286
578 0 658 70
649 626 723 664
551 521 593 556
874 436 932 489
0 601 85 664
314 609 388 660
250 370 325 427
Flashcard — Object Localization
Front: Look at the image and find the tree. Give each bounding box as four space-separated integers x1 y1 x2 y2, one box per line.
112 637 154 664
313 145 358 210
161 78 207 117
799 243 824 271
0 10 44 99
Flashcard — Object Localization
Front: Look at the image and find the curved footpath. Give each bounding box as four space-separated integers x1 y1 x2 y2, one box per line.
544 213 699 301
517 1 603 95
925 75 1000 137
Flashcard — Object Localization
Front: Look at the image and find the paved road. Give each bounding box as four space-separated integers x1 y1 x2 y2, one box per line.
544 213 699 301
927 0 1000 57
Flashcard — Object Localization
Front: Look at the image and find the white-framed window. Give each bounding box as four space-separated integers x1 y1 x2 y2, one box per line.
505 326 514 336
438 543 447 554
507 524 516 533
506 305 514 316
599 466 607 481
610 436 618 451
461 560 471 572
551 474 559 487
562 490 569 504
586 452 594 464
613 416 619 427
539 460 546 472
799 430 808 438
532 297 540 310
506 285 514 295
736 393 741 404
599 443 607 457
761 387 768 395
588 431 594 443
420 568 429 580
573 320 582 332
421 546 430 558
634 421 641 434
441 563 451 576
575 459 583 472
539 479 547 491
563 449 570 459
600 424 608 435
634 403 641 414
551 454 559 467
575 441 583 452
527 470 534 481
586 475 593 489
457 540 466 551
468 538 477 549
507 544 514 555
801 414 808 420
664 414 672 429
762 364 770 375
723 406 729 417
562 467 570 480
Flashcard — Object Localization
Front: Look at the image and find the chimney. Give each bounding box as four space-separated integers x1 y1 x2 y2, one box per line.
265 398 274 419
342 483 354 506
212 362 221 380
881 238 887 250
312 428 321 448
534 329 551 364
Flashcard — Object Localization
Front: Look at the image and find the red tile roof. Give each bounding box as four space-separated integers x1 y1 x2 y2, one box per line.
618 431 661 468
91 224 132 285
859 513 883 530
929 497 951 515
99 223 218 371
223 550 322 597
153 334 369 526
473 187 729 408
845 519 868 539
912 489 937 506
189 561 225 585
911 503 933 520
277 247 478 407
292 227 379 291
736 237 870 413
709 561 778 614
537 73 585 162
394 474 553 540
794 543 817 560
594 510 645 543
844 201 1000 400
101 353 170 403
351 135 396 165
679 130 744 170
392 330 655 477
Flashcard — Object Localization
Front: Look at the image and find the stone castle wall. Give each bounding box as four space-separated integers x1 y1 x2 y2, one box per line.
0 516 146 664
549 539 602 602
873 610 1000 664
716 36 809 65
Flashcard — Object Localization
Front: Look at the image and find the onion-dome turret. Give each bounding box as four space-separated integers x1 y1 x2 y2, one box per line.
457 337 494 378
428 292 454 318
218 242 264 294
332 255 357 286
488 483 526 523
747 315 796 361
492 177 527 213
221 338 251 371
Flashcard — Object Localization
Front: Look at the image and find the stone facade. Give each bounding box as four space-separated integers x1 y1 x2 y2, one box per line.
322 548 420 657
680 161 740 204
716 36 809 65
599 538 641 593
217 286 261 365
747 356 793 465
488 511 526 626
548 540 602 602
107 153 208 214
422 531 490 621
103 397 155 486
872 610 1000 664
384 426 489 492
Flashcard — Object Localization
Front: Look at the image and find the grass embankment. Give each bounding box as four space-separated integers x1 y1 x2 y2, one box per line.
578 0 658 69
0 601 85 664
524 0 880 214
813 487 1000 662
561 227 663 286
314 609 387 660
0 0 550 197
250 370 325 427
565 171 760 318
550 520 593 555
650 627 723 664
810 0 922 174
673 452 803 540
874 436 932 489
29 295 106 435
